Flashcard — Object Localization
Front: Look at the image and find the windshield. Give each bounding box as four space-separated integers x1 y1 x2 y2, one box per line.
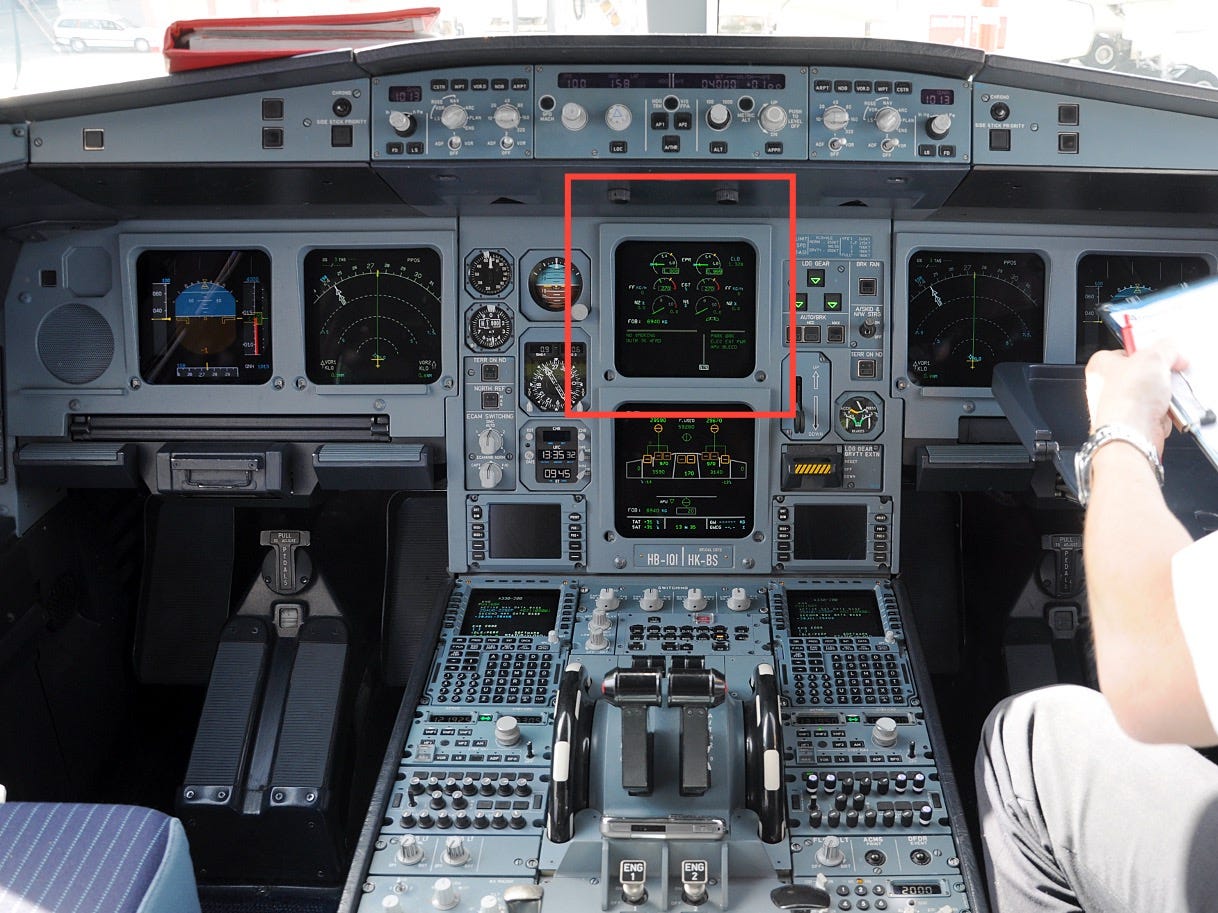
4 0 1217 98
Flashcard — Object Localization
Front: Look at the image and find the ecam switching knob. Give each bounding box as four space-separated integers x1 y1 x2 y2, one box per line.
706 102 732 130
493 104 521 130
821 105 849 131
561 102 588 131
440 104 468 131
874 105 902 133
926 113 952 139
759 103 788 132
495 715 521 747
478 462 504 489
388 111 416 137
477 427 504 455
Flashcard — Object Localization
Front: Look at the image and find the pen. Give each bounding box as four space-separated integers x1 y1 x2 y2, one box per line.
1122 314 1136 353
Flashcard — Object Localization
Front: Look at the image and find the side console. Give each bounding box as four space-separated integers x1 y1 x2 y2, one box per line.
356 579 977 912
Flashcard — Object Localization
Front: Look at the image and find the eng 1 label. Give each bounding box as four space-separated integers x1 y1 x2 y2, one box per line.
633 545 734 569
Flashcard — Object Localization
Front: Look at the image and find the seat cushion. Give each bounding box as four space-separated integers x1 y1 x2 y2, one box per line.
0 803 201 913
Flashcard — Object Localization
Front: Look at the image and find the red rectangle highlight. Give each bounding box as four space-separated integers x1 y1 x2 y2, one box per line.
563 172 798 420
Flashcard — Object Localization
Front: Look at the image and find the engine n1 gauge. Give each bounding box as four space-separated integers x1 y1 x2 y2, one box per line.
304 248 442 385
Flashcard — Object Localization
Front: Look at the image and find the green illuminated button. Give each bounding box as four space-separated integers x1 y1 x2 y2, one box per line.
823 293 843 312
795 293 808 311
806 268 826 287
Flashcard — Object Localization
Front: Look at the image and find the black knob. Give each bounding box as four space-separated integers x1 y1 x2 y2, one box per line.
455 812 471 829
834 793 848 811
497 777 514 796
479 777 496 796
912 773 926 793
900 809 914 827
809 809 823 828
400 812 417 828
426 776 441 791
436 812 453 829
846 810 859 828
876 777 890 795
864 808 877 827
430 791 447 810
515 778 532 796
858 776 872 795
444 778 460 793
408 777 426 796
919 804 933 825
852 793 866 811
882 809 895 827
823 774 837 793
827 810 841 827
491 811 509 829
417 812 435 828
473 812 490 829
451 794 468 810
894 774 908 793
461 777 478 796
509 811 527 830
841 776 855 793
805 773 820 794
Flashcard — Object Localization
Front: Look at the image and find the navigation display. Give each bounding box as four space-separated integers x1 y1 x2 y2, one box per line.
615 240 756 378
785 589 883 638
137 249 272 385
614 404 754 538
460 588 560 637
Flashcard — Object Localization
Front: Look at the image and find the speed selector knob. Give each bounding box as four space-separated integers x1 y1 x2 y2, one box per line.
926 113 953 139
477 427 504 455
874 105 901 133
494 715 521 746
561 102 588 131
706 102 732 130
605 103 632 132
478 462 504 489
388 111 416 137
493 104 521 130
440 104 468 130
821 105 849 131
758 103 788 133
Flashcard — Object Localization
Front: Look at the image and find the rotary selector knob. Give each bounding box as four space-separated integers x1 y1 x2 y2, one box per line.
815 835 846 867
872 716 899 747
478 462 504 489
706 102 732 130
561 102 588 131
595 587 620 611
605 103 633 132
586 627 609 651
440 104 468 131
442 836 470 867
477 427 504 455
494 715 521 747
683 588 707 612
493 104 521 130
821 105 849 131
589 607 611 632
479 897 505 913
874 105 902 133
638 587 664 611
397 834 424 866
926 113 953 139
727 587 751 612
432 878 460 910
758 104 788 133
388 111 416 137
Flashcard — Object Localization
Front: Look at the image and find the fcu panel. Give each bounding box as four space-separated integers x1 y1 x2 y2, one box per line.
357 578 974 913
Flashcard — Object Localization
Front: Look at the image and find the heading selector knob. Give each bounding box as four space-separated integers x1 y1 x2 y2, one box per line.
872 716 899 748
821 105 849 132
440 104 468 131
388 111 416 137
926 113 953 140
494 715 521 747
758 104 788 133
493 104 521 130
561 102 589 132
706 102 732 130
605 103 633 132
874 105 902 133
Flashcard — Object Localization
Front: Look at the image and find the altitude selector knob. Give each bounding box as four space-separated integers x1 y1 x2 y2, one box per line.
759 103 788 133
821 105 849 131
874 105 902 133
493 104 521 130
388 111 417 137
706 102 732 130
440 104 468 131
561 102 588 131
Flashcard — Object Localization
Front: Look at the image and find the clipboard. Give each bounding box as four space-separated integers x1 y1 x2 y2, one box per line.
1097 275 1218 473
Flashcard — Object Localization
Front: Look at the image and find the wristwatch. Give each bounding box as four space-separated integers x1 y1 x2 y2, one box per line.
1074 423 1164 507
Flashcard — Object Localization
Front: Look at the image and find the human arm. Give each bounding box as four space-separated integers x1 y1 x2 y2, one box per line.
1081 343 1218 745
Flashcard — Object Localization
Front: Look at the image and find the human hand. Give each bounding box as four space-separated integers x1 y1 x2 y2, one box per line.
1084 341 1187 454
